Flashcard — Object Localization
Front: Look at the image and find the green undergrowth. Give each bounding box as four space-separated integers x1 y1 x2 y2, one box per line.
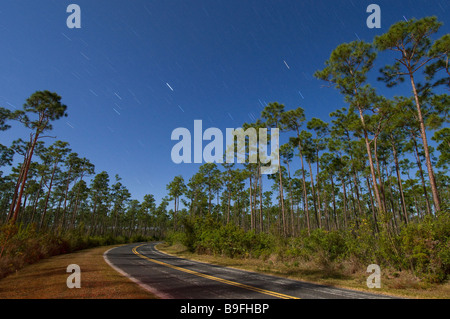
0 223 154 280
166 213 450 284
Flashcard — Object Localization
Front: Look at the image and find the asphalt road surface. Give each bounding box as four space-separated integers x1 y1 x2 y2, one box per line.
104 242 394 299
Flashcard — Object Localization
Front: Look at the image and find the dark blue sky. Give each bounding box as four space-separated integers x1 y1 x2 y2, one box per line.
1 0 449 203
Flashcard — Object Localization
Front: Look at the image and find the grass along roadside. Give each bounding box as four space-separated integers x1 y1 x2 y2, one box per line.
0 245 157 299
156 242 450 299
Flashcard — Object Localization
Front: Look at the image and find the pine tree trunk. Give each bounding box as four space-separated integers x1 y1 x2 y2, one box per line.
411 133 432 215
286 160 295 236
330 175 337 230
391 140 408 223
409 73 441 213
277 155 286 236
62 168 72 223
342 178 348 229
350 176 360 228
40 162 57 230
307 159 320 229
295 131 310 235
316 148 323 227
373 137 387 212
259 165 264 233
357 107 384 213
12 132 40 224
351 169 363 217
249 174 254 231
366 176 379 233
7 162 26 222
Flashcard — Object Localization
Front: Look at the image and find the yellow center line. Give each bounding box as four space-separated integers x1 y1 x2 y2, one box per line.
132 244 300 300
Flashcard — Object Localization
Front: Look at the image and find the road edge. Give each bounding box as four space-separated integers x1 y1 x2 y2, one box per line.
103 244 172 299
154 243 402 299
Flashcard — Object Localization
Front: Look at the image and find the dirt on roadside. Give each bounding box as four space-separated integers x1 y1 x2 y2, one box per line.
0 245 157 299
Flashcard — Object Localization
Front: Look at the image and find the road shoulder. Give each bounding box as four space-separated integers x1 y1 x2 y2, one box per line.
156 243 450 299
0 245 157 299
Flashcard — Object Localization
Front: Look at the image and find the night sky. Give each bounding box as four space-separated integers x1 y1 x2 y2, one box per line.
1 0 449 202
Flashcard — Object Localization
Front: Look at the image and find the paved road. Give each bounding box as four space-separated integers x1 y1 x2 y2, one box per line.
104 242 394 299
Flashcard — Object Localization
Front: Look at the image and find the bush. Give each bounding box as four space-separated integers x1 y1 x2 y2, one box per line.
167 217 274 258
399 214 450 283
0 223 156 280
166 214 450 283
0 223 68 279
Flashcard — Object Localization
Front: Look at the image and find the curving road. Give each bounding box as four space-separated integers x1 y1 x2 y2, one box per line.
104 242 394 299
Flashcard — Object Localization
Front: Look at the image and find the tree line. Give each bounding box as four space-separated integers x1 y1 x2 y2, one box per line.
166 17 449 237
0 91 170 238
0 16 448 244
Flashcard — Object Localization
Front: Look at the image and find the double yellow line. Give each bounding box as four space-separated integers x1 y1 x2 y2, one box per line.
132 244 299 299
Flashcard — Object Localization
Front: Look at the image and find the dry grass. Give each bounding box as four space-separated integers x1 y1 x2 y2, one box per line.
157 243 450 299
0 245 157 299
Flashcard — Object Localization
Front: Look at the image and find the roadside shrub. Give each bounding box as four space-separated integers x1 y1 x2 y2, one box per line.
168 217 274 258
346 219 378 264
0 223 69 279
306 229 348 262
284 229 348 266
165 214 450 283
165 231 188 248
0 222 156 280
399 214 450 283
